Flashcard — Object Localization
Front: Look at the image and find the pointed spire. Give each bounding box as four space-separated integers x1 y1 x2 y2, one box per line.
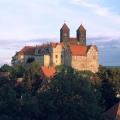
61 23 69 30
77 24 86 31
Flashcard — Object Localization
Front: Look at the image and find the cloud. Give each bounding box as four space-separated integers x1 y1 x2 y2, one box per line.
4 59 11 64
0 38 59 50
98 45 105 48
82 2 110 16
0 58 11 67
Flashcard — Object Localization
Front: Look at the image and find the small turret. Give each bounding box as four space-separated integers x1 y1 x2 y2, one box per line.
35 45 38 55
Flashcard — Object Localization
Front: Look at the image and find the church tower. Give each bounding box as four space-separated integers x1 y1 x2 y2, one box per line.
76 24 86 46
60 23 70 46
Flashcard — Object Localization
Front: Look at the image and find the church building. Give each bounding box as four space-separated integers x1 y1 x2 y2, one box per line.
11 23 99 73
60 23 86 46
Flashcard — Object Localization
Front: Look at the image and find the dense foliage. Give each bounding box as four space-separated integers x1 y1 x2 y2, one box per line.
92 65 120 110
0 64 12 72
55 65 68 71
22 61 42 94
0 63 25 78
37 70 104 120
0 63 120 119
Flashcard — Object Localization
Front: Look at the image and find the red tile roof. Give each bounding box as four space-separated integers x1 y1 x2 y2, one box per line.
51 42 64 48
19 46 35 55
70 45 88 56
61 23 69 30
57 43 64 48
37 45 42 50
51 42 56 48
105 102 120 120
77 24 86 31
44 44 49 49
41 66 56 78
70 38 78 42
37 45 42 53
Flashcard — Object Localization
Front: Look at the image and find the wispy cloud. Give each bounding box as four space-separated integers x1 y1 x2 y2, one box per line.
0 38 59 50
0 58 11 66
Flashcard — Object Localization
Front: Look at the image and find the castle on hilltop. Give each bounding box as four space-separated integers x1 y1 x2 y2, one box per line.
11 23 99 73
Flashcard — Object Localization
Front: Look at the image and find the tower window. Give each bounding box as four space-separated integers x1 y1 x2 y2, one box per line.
64 33 67 36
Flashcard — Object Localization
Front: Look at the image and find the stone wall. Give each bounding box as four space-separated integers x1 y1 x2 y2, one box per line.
65 45 99 73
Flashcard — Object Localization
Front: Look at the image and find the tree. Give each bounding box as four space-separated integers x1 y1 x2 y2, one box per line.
55 65 67 71
37 69 104 120
14 83 28 98
19 93 39 120
0 76 17 88
23 61 41 93
91 65 119 111
76 70 94 78
0 85 19 119
0 64 12 72
11 63 25 78
0 77 9 88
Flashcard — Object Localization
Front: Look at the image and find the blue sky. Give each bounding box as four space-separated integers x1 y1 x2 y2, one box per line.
0 0 120 66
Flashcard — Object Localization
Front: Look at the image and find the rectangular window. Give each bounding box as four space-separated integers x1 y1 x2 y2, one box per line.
55 55 58 58
61 55 63 58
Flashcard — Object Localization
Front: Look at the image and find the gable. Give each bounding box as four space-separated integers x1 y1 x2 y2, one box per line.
40 66 56 78
87 45 98 55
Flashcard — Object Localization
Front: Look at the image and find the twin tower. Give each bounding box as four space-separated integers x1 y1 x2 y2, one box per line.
60 23 86 46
